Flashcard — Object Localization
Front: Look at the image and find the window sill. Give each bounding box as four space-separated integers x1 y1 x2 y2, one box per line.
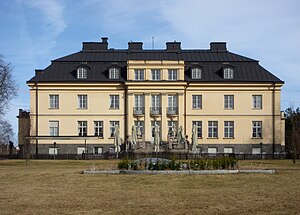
207 137 218 139
108 137 114 139
109 108 120 110
197 137 203 139
95 136 104 139
252 108 262 110
224 108 234 110
223 137 234 139
251 137 263 139
77 108 87 110
49 108 59 110
192 108 202 110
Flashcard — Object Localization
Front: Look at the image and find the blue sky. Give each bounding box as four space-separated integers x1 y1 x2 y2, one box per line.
1 0 300 144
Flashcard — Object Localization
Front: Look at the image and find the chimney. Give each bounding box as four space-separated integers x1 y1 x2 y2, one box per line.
210 42 227 51
128 42 143 51
166 41 181 51
82 37 109 51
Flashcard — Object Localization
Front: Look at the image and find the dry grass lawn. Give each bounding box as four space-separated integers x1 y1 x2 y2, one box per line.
0 159 300 215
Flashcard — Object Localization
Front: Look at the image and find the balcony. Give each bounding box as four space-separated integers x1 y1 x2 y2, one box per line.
166 107 178 115
133 107 145 116
150 107 161 116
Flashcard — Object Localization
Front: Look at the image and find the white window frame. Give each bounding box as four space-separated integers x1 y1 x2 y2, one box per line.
224 68 233 79
49 121 59 136
110 121 119 137
77 67 87 79
168 95 178 108
77 147 86 155
224 121 234 138
110 95 119 109
134 69 145 81
134 121 144 138
208 121 218 138
252 95 262 109
208 147 217 154
49 147 58 155
252 121 262 138
168 121 178 138
168 69 177 81
224 147 233 154
151 95 161 108
109 68 120 79
94 121 103 137
78 121 87 136
151 69 161 81
78 95 87 109
192 121 202 138
94 147 103 155
192 95 202 109
134 95 145 108
252 147 261 155
191 68 201 79
49 95 59 109
224 95 234 109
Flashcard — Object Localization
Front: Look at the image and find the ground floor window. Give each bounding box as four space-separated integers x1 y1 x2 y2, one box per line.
78 121 87 136
94 121 103 137
134 121 144 138
224 121 234 138
192 121 202 138
252 147 261 155
252 121 262 138
168 121 177 138
208 147 217 154
77 147 86 155
109 147 115 153
208 121 218 138
110 121 120 137
94 147 103 155
49 147 58 155
224 147 233 154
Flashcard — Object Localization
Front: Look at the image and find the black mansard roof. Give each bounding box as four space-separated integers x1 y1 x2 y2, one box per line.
28 38 283 84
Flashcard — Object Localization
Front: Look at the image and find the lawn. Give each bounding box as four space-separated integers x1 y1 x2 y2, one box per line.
0 159 300 215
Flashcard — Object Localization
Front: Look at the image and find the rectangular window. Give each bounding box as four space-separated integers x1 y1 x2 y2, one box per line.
252 95 262 109
110 95 119 109
224 121 234 138
49 95 59 109
77 147 86 155
49 121 59 136
224 68 233 79
151 121 161 138
110 121 119 137
78 121 87 136
192 95 202 109
49 147 58 155
151 69 161 81
168 69 177 80
192 121 202 138
134 121 144 138
134 69 144 81
78 95 87 109
252 121 262 138
94 121 103 137
94 147 103 155
252 147 261 155
224 147 233 154
168 95 178 107
109 68 119 79
208 121 218 138
151 95 161 107
77 68 87 79
134 95 144 108
208 147 217 154
224 95 234 109
168 121 178 138
191 68 201 79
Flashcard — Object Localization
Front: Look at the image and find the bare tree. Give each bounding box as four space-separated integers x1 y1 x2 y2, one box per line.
0 119 13 145
0 55 17 117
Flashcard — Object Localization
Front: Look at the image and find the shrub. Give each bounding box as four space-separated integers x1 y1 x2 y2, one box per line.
117 159 130 170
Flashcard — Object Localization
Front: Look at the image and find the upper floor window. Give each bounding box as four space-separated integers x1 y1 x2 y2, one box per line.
49 95 59 109
252 121 262 138
223 68 233 79
49 121 59 136
109 67 120 79
224 95 234 109
78 95 87 109
94 121 103 137
252 95 262 109
151 69 161 81
77 67 87 79
224 121 234 138
208 121 218 138
134 69 144 81
168 69 177 80
191 68 202 79
110 95 119 109
192 95 202 109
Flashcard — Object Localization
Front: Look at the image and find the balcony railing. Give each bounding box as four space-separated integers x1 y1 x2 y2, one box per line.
133 107 145 115
167 107 178 115
150 107 161 116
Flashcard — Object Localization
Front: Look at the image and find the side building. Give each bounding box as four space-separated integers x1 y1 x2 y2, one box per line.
26 37 285 156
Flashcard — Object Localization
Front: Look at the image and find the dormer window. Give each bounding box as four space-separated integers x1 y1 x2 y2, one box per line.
223 68 233 79
77 67 87 79
109 67 120 79
191 67 202 79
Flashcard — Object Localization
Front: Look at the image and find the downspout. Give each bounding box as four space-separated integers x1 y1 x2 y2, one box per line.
124 84 128 141
184 82 189 135
272 82 275 158
35 81 39 156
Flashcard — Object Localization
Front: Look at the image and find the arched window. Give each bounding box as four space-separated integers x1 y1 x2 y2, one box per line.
191 67 202 79
77 67 88 79
109 67 120 79
223 68 234 79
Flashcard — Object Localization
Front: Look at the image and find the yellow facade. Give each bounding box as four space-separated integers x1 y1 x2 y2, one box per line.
28 60 285 154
